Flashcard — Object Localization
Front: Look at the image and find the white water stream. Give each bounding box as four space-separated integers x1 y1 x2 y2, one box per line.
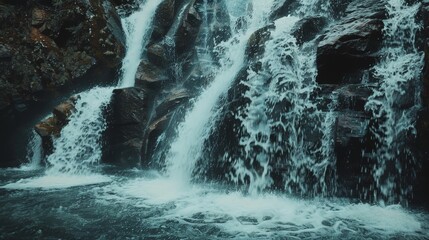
164 0 278 185
365 0 424 204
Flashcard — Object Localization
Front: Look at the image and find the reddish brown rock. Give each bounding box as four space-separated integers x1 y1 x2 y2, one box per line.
34 117 61 138
31 8 48 27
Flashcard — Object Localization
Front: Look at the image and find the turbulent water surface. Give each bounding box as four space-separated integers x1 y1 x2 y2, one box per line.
1 168 428 239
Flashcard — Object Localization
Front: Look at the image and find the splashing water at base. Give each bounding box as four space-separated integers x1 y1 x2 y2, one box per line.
93 176 427 239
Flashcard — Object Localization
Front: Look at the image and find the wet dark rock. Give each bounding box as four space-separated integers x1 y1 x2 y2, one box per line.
53 99 76 124
420 1 429 152
147 43 169 67
316 0 386 85
109 87 147 125
175 4 202 55
155 88 190 118
335 84 373 112
135 59 170 90
151 0 176 42
35 117 61 138
291 16 327 45
109 138 143 167
31 8 48 27
141 113 171 166
329 0 354 19
89 0 126 67
105 87 150 167
415 109 429 207
141 88 191 166
206 0 232 58
246 25 274 62
270 0 299 21
423 40 429 109
0 44 12 60
335 111 370 147
335 111 372 198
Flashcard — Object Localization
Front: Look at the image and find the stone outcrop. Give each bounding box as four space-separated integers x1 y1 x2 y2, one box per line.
105 87 149 167
316 0 386 85
34 96 77 158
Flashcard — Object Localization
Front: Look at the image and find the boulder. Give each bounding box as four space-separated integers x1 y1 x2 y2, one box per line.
316 0 386 84
53 98 77 124
335 84 373 112
105 87 150 167
270 0 299 21
109 138 143 167
141 113 172 166
31 8 48 27
34 117 61 138
335 111 370 147
33 96 78 157
110 87 147 125
135 59 170 89
246 25 274 62
175 4 202 55
147 43 169 67
154 88 190 118
151 0 176 42
291 16 327 45
140 88 191 165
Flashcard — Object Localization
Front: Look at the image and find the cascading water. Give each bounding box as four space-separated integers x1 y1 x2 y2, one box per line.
19 131 43 171
26 0 163 176
164 0 278 184
365 0 424 204
1 1 429 239
119 0 164 88
45 87 114 175
229 0 336 196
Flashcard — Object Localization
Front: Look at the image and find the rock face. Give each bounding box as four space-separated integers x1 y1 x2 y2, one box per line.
316 0 386 85
104 0 205 166
105 87 149 167
0 0 126 166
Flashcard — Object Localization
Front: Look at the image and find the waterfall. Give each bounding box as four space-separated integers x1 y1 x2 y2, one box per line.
365 0 424 204
228 0 336 196
164 0 278 184
32 0 162 175
19 131 43 171
45 87 114 175
118 0 164 88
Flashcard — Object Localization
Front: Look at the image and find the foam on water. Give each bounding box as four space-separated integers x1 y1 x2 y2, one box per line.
95 178 426 238
1 175 111 189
